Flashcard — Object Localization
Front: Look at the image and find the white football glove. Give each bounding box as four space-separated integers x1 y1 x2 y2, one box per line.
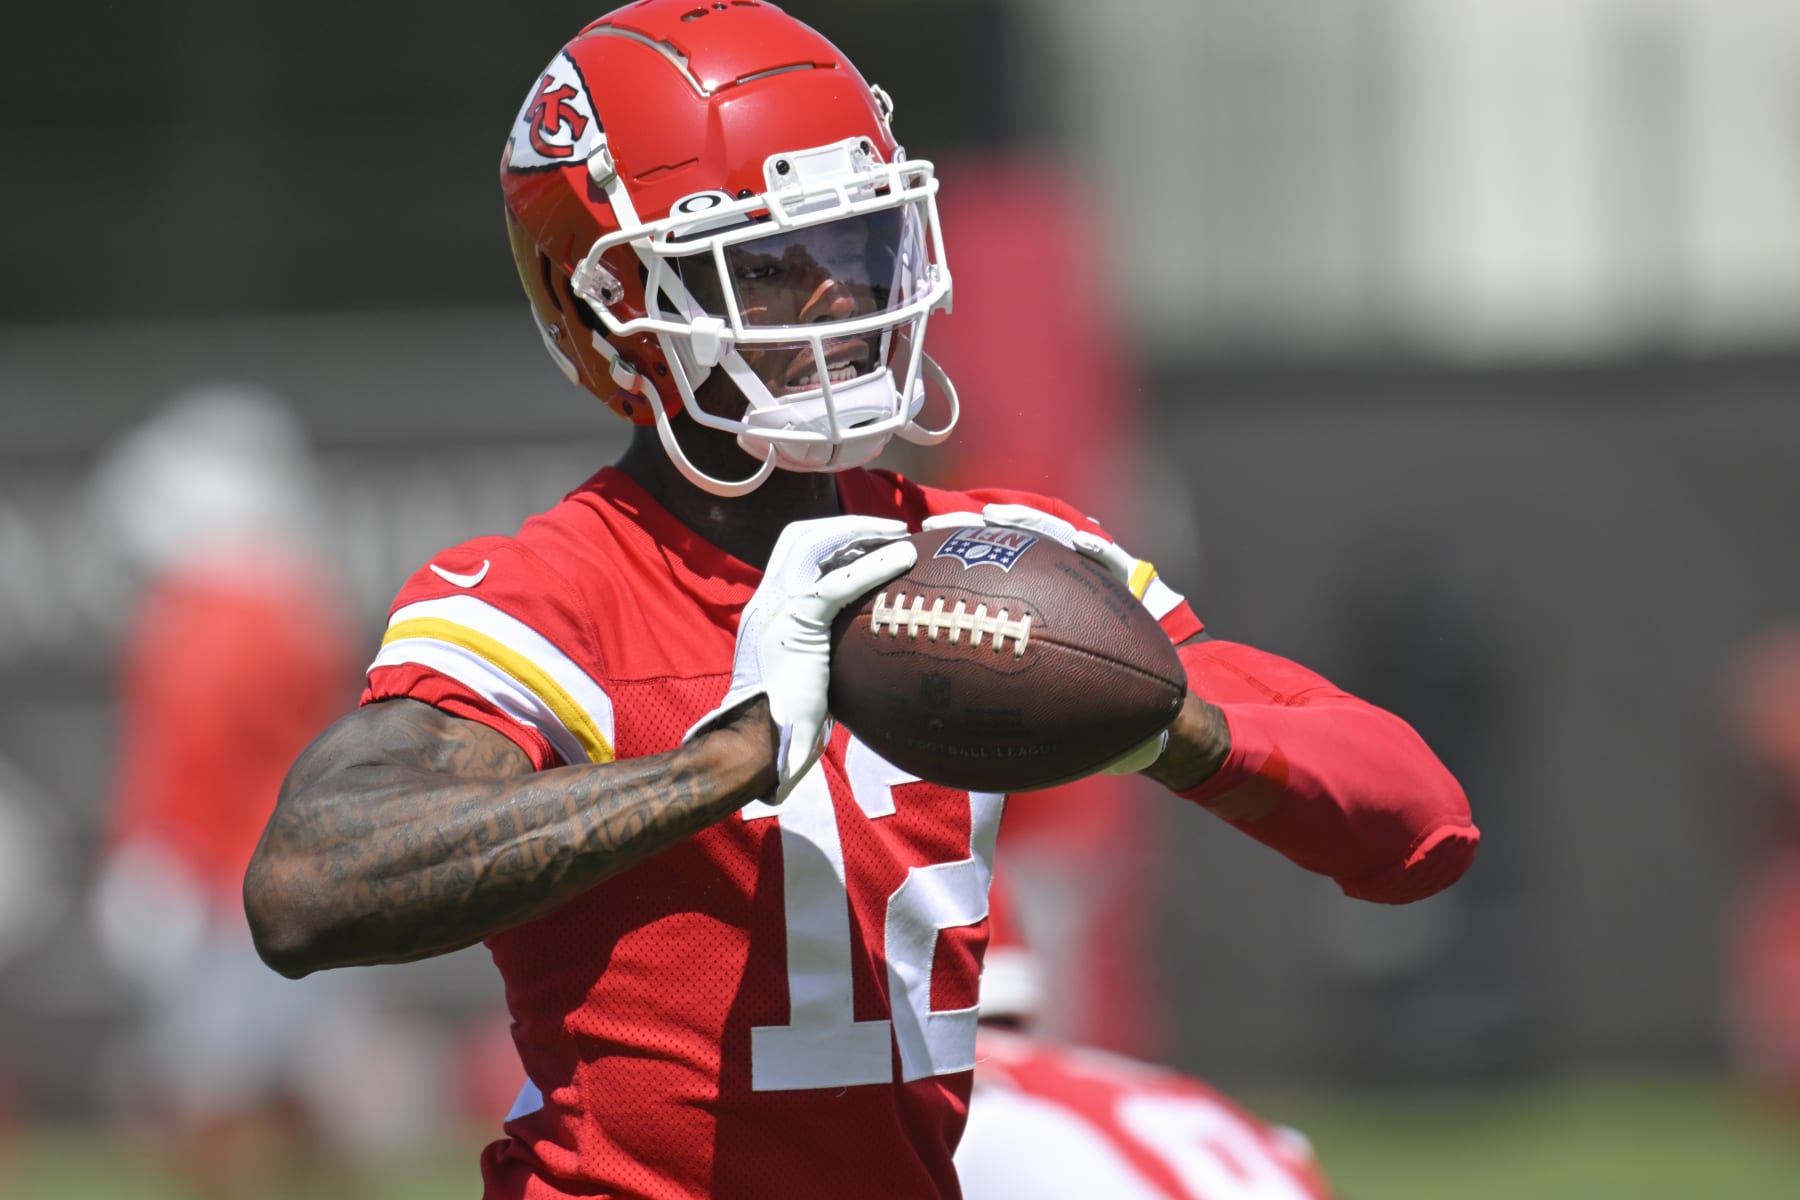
922 502 1151 596
687 515 918 804
921 502 1177 775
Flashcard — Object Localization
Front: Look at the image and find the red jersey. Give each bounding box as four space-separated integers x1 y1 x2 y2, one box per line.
363 466 1201 1200
957 1030 1334 1200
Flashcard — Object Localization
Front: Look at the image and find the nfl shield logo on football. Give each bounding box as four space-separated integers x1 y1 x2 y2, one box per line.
934 526 1041 571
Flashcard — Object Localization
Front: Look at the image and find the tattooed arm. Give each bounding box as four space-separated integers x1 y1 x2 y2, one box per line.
244 696 777 978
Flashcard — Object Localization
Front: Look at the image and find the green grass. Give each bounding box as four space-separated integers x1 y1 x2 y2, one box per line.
3 1076 1796 1198
0 1128 491 1200
1246 1075 1800 1200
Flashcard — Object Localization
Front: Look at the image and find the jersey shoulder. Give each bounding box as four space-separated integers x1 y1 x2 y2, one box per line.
364 527 619 771
384 533 573 618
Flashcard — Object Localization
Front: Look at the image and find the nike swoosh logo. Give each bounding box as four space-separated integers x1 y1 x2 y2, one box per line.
429 560 491 588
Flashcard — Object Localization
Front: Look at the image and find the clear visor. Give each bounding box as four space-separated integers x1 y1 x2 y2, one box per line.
676 206 931 331
669 206 935 400
676 201 928 316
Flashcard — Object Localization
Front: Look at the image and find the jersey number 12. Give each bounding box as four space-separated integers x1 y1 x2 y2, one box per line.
742 736 1004 1092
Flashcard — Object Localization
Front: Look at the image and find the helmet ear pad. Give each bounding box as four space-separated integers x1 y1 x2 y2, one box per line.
564 281 670 427
505 207 584 386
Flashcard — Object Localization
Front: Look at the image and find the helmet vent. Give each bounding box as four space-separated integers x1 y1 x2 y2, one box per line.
734 63 817 87
579 26 711 98
635 158 700 182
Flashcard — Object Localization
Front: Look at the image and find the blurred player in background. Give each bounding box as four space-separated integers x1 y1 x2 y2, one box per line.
1723 629 1800 1106
243 5 1477 1198
90 386 370 1200
957 883 1334 1199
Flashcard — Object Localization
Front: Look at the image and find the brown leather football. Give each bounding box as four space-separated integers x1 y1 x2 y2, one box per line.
827 524 1186 792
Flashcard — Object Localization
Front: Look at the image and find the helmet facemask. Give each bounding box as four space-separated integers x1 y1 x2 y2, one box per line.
572 139 958 496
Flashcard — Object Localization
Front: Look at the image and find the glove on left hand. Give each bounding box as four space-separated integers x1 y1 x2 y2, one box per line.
922 502 1152 595
922 503 1174 775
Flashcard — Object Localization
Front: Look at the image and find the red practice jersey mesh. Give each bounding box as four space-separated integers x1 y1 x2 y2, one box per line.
957 1029 1334 1200
362 467 1201 1200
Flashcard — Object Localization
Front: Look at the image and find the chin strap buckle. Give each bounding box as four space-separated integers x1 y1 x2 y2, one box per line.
609 354 645 395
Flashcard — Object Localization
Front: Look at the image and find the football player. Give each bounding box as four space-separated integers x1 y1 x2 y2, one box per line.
243 4 1479 1198
957 885 1335 1200
91 388 371 1199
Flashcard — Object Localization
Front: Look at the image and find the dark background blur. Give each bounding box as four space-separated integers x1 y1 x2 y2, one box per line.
4 0 1800 1192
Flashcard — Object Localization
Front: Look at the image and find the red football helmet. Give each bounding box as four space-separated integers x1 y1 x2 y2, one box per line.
501 0 958 495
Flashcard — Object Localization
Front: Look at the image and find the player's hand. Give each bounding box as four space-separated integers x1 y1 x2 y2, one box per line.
1093 728 1170 775
922 503 1164 613
687 515 917 804
924 504 1172 775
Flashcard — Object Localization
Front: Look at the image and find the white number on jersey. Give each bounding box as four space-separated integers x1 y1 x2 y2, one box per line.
742 736 1004 1091
1115 1093 1318 1200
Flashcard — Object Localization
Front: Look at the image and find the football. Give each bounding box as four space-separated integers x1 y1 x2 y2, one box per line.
827 524 1186 792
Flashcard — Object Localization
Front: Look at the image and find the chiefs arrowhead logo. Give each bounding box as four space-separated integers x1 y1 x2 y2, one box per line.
507 52 602 171
528 80 587 157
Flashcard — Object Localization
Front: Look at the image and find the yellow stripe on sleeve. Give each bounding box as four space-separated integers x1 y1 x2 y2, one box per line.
1127 559 1158 600
382 617 615 764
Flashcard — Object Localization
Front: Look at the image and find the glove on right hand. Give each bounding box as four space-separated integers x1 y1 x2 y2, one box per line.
686 515 917 804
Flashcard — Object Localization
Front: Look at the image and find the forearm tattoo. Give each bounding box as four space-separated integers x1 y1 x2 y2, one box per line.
247 699 753 972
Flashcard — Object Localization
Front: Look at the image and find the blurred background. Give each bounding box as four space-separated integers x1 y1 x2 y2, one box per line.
4 0 1800 1196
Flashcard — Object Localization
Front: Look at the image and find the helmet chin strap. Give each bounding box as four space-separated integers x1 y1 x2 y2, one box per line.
646 353 961 498
642 304 961 495
648 394 781 498
894 353 959 446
